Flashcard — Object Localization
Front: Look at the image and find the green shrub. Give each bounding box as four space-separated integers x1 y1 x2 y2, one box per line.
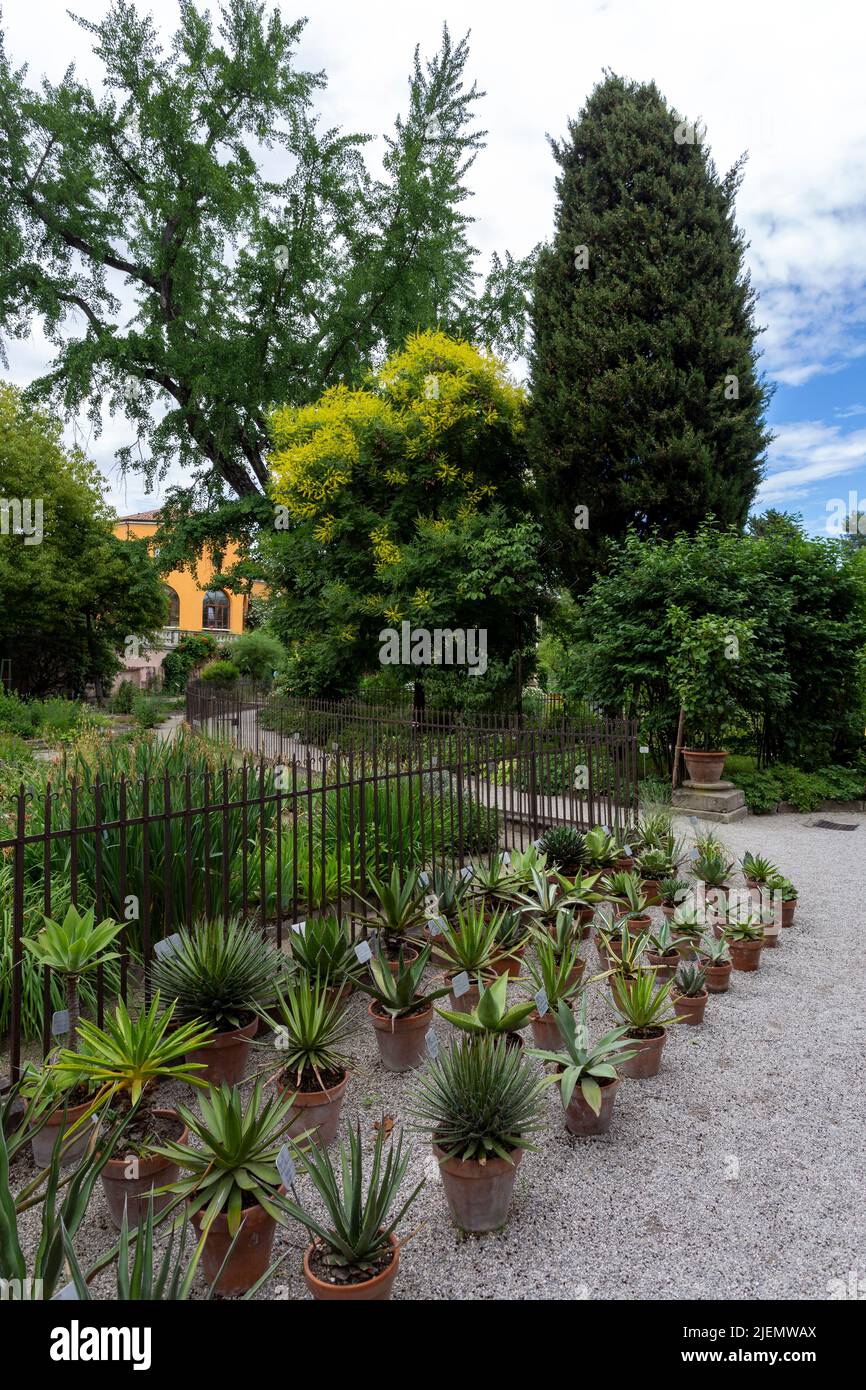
161 634 218 693
199 659 240 687
0 689 38 737
131 695 162 730
228 630 285 682
110 680 137 714
732 762 866 813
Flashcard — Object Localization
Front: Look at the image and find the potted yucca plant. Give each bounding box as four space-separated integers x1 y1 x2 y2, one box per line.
51 994 213 1227
23 904 123 1167
607 968 682 1077
671 961 709 1026
529 999 637 1135
488 907 529 978
355 944 451 1071
410 1036 546 1232
269 979 355 1145
284 1124 424 1301
288 913 357 1003
431 900 505 1011
150 916 287 1086
354 865 427 962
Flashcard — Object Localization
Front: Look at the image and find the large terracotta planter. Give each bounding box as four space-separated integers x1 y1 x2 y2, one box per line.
191 1199 278 1296
279 1068 349 1146
30 1097 98 1170
100 1108 186 1229
529 1008 566 1050
303 1233 399 1301
562 1074 621 1136
620 1026 667 1078
368 1001 432 1071
186 1016 258 1087
729 939 763 973
683 749 727 784
434 1142 523 1232
703 961 732 993
779 899 797 929
645 950 679 981
490 944 525 979
672 990 708 1026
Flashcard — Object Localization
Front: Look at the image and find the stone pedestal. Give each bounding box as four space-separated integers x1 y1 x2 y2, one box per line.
672 780 748 824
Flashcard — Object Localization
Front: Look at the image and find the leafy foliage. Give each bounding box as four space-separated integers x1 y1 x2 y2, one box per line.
149 916 286 1032
410 1034 547 1163
529 999 636 1114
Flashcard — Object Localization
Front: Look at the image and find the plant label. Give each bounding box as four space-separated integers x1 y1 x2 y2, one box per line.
690 847 699 861
425 1028 439 1059
354 940 372 964
451 970 470 997
502 852 511 865
418 872 430 888
276 1145 296 1189
459 867 473 881
531 838 543 849
639 745 649 755
154 933 182 960
51 1009 70 1037
534 988 549 1017
52 1282 77 1301
291 920 306 935
427 915 445 936
600 824 610 834
623 844 632 856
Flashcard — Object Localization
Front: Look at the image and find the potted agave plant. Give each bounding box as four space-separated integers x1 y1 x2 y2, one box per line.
529 999 636 1136
356 944 451 1071
723 916 765 972
506 844 548 886
691 850 734 914
288 913 357 1005
524 935 586 1048
659 878 691 920
436 972 535 1048
644 920 688 980
582 825 622 874
608 968 682 1078
595 913 651 975
635 847 675 905
764 873 798 929
268 979 355 1145
698 933 733 993
410 1035 546 1232
150 916 286 1086
283 1124 424 1301
156 1080 295 1295
428 865 475 929
354 865 428 963
537 824 587 878
670 900 706 957
671 961 709 1026
602 871 652 935
741 852 779 893
488 908 529 978
432 900 504 1010
23 905 124 1167
529 908 587 994
50 994 213 1227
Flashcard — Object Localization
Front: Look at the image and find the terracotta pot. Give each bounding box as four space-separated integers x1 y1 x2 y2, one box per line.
30 1097 99 1170
191 1198 278 1296
645 950 679 980
576 907 595 926
490 943 526 978
562 1074 621 1136
186 1016 258 1088
614 856 635 871
303 1232 399 1301
383 942 419 974
682 748 727 784
279 1068 349 1146
434 1142 523 1232
529 1008 566 1050
703 960 732 993
640 879 661 904
368 1000 432 1071
729 939 764 973
661 904 675 921
613 913 652 936
762 922 781 949
620 1026 667 1078
672 990 708 1026
780 898 797 928
100 1109 186 1229
445 971 493 1014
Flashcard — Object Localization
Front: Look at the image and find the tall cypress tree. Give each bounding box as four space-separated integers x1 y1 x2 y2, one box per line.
528 74 772 589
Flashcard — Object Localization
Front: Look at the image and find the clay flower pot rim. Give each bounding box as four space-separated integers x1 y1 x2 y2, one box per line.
278 1065 349 1102
624 1024 666 1039
433 1140 523 1170
672 989 709 1003
102 1107 185 1174
368 999 432 1025
303 1231 399 1296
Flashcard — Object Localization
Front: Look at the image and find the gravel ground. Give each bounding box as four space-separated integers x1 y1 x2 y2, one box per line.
9 809 865 1301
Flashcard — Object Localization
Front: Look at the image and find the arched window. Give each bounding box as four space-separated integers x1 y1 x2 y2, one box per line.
203 589 230 630
164 585 180 627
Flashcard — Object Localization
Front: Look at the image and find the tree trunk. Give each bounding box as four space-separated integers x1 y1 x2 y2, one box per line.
66 975 80 1054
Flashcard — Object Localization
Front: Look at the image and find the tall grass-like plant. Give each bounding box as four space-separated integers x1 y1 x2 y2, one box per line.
410 1035 547 1163
23 905 123 1051
149 917 287 1032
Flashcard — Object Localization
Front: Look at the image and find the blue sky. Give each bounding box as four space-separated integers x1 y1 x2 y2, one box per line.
3 0 865 538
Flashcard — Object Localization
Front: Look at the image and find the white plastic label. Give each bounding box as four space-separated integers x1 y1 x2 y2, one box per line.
276 1145 296 1188
291 920 306 935
418 872 430 888
534 988 549 1017
154 933 182 960
451 971 470 997
51 1010 70 1037
354 940 372 964
425 1028 439 1059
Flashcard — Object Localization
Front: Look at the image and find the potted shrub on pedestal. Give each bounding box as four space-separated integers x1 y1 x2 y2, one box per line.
283 1124 424 1301
410 1036 546 1232
155 1080 295 1295
23 905 123 1167
668 608 759 785
607 969 682 1078
670 962 709 1026
50 994 213 1227
528 999 636 1135
355 944 451 1071
150 916 286 1086
268 980 355 1144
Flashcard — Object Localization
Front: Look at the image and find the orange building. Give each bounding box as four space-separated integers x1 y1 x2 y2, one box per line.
113 509 264 686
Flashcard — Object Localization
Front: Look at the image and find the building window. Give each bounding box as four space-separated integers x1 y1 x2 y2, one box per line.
164 585 180 627
203 589 230 630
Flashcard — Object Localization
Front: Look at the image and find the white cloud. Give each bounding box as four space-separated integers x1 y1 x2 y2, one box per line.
757 421 866 507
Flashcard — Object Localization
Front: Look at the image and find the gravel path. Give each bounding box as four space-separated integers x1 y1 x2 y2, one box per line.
9 809 864 1301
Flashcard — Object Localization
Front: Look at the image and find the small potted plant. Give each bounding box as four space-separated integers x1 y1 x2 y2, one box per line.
514 866 591 936
432 900 504 1010
723 916 765 971
528 999 636 1135
670 900 706 957
467 851 518 909
698 933 733 992
50 993 213 1227
530 909 586 993
607 968 681 1077
435 971 535 1048
156 1080 295 1295
595 914 651 975
355 944 451 1071
288 913 357 1004
635 847 676 904
658 878 691 920
23 904 123 1167
582 825 622 874
764 873 798 929
150 916 286 1086
354 865 428 963
523 936 586 1048
741 852 779 892
644 920 687 979
691 849 734 902
268 979 355 1144
671 961 709 1025
429 865 475 925
409 1035 546 1232
283 1124 424 1301
601 871 652 934
488 908 529 978
505 844 548 886
537 824 587 877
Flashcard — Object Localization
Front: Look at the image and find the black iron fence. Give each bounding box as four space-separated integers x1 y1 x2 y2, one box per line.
1 704 637 1079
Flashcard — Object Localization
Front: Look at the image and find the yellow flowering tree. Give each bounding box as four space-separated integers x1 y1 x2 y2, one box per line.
264 331 549 701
